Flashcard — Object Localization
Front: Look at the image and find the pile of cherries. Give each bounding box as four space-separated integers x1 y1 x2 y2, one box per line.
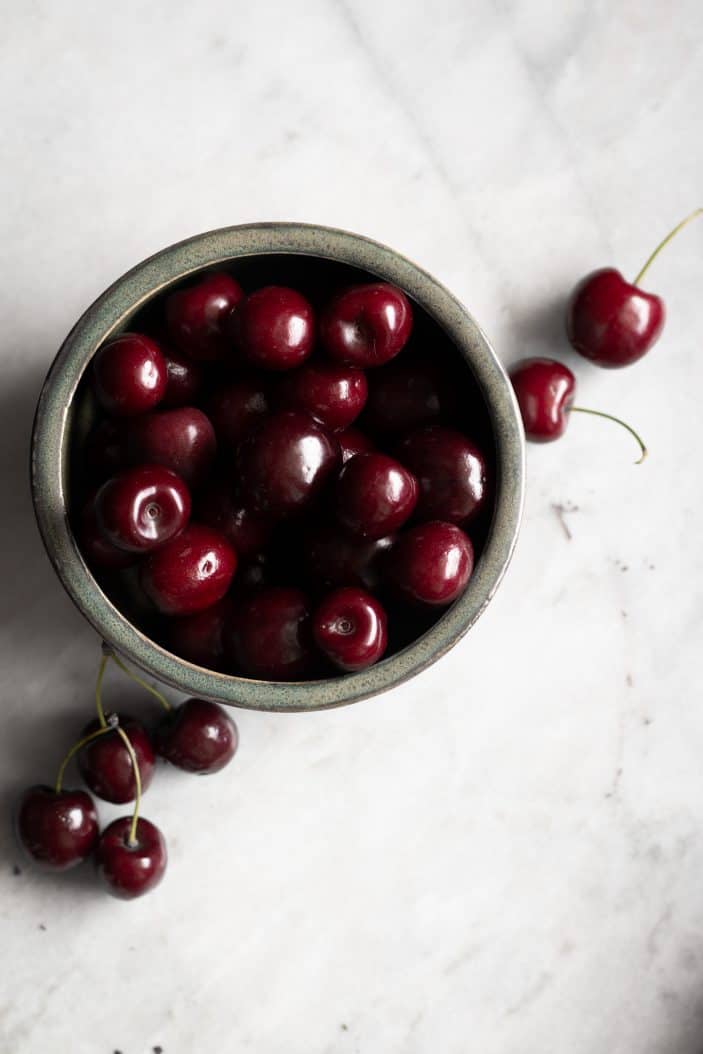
78 272 490 678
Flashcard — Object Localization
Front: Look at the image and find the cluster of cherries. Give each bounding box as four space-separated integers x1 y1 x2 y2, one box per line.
78 273 489 679
16 650 237 898
509 209 701 452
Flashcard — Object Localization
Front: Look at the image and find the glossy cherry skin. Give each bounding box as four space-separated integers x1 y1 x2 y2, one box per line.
140 524 237 615
206 376 269 452
320 283 412 368
196 480 273 559
224 587 314 680
79 498 136 570
275 360 368 431
386 521 473 606
156 698 238 774
236 411 340 518
335 453 418 540
395 426 488 524
509 358 575 441
233 286 314 370
16 786 98 871
362 355 455 433
338 427 375 464
168 597 232 670
126 407 217 488
78 715 156 804
166 272 244 362
162 349 204 407
313 588 388 672
93 333 167 416
94 465 191 553
95 816 167 900
304 523 394 593
566 268 665 367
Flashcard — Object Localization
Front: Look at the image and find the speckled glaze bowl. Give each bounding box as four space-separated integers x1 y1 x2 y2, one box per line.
31 223 524 712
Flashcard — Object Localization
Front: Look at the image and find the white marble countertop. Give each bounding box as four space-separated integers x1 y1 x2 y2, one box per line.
2 2 703 1052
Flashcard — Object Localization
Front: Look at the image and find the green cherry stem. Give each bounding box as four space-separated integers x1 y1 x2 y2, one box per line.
633 208 702 287
95 653 109 728
114 725 142 847
105 649 172 714
570 406 648 464
54 724 113 794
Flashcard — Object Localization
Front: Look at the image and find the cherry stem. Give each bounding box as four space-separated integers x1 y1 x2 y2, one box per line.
54 724 113 794
95 653 109 728
114 725 142 847
108 651 172 714
570 406 648 464
633 208 702 287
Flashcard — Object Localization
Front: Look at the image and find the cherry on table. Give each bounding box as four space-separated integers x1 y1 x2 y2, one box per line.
232 285 314 370
94 464 191 553
157 698 238 774
196 480 273 560
78 714 156 804
312 587 388 672
95 816 167 899
275 359 368 432
168 597 233 670
395 425 488 524
386 521 473 606
166 271 243 362
224 586 314 680
140 524 237 615
162 349 204 407
126 406 217 488
338 427 375 464
335 452 418 540
15 786 98 871
93 333 167 417
320 282 412 367
206 375 269 452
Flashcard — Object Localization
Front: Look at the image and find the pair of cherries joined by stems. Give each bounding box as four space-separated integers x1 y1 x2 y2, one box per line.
510 209 702 460
15 649 238 899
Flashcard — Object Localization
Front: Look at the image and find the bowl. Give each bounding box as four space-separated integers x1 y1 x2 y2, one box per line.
31 222 524 712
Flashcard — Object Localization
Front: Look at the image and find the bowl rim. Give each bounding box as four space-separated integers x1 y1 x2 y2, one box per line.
30 221 524 712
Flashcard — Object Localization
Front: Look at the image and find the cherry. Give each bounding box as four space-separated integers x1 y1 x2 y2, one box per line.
335 452 418 540
395 426 488 524
140 524 237 615
386 521 473 606
93 333 167 417
362 355 455 434
224 587 314 680
338 427 375 464
79 497 136 570
566 210 701 367
196 480 273 559
78 714 155 803
312 588 388 672
206 375 269 452
236 411 340 518
162 349 204 407
232 285 314 370
15 786 98 871
95 816 167 899
165 271 243 362
94 465 191 553
156 698 238 774
275 359 368 431
320 282 412 367
303 523 394 593
168 597 232 669
126 407 217 488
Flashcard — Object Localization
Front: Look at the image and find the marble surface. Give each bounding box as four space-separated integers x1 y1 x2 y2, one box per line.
1 2 703 1051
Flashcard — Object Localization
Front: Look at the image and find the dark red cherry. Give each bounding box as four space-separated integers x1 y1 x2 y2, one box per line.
566 268 665 368
95 816 167 899
335 452 418 540
233 286 314 370
236 411 340 518
275 359 367 431
224 587 314 680
509 358 575 441
304 523 394 593
79 498 136 570
395 426 488 524
362 355 455 433
140 524 237 615
93 333 167 417
162 349 204 407
156 698 238 774
94 465 191 553
387 521 473 606
338 427 375 464
15 786 98 871
168 597 232 670
206 376 269 452
320 283 412 368
165 271 243 362
312 588 387 672
126 407 217 488
196 480 273 559
78 715 155 804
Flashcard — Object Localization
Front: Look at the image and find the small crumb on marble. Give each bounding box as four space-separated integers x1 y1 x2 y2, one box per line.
340 1024 348 1031
642 716 653 726
621 609 628 619
153 1046 163 1053
552 502 579 540
38 923 46 931
12 864 21 876
626 673 633 687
